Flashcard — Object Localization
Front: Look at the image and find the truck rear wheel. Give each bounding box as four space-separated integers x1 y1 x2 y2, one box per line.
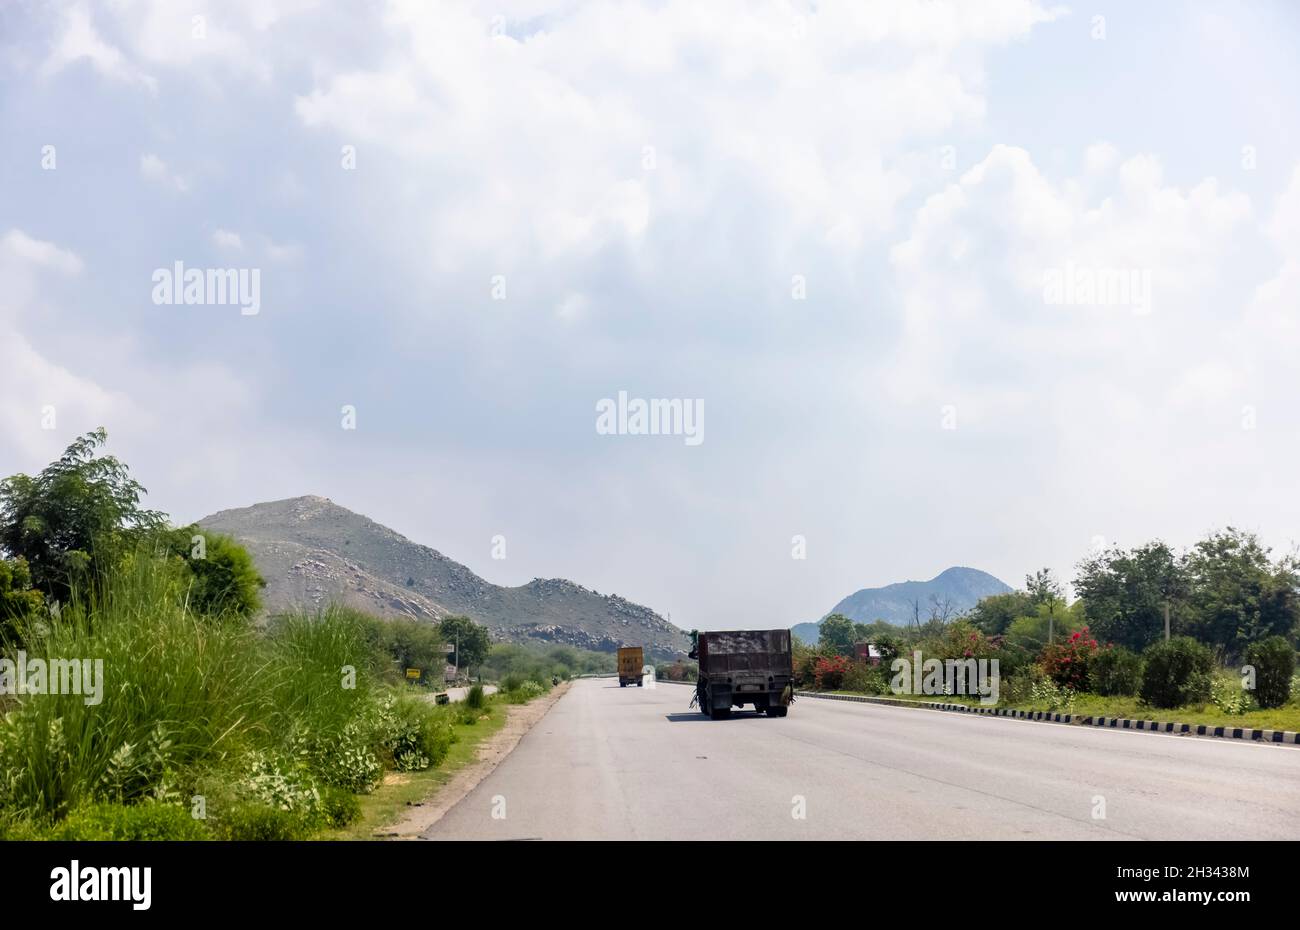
709 706 731 720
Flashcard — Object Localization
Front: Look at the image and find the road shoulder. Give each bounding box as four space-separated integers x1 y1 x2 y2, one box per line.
380 681 572 839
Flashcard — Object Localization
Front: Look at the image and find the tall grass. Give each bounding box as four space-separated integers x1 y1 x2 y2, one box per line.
0 554 448 833
264 608 377 737
0 554 271 818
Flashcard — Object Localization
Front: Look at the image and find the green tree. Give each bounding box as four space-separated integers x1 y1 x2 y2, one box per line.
0 556 46 641
1005 600 1085 652
0 429 165 601
438 615 491 673
851 619 897 643
1183 528 1299 660
1026 568 1063 607
380 618 451 679
1074 542 1187 652
817 613 856 655
1026 567 1066 643
968 591 1036 636
162 527 265 619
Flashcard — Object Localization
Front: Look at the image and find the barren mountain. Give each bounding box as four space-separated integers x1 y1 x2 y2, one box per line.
198 496 689 659
791 566 1013 643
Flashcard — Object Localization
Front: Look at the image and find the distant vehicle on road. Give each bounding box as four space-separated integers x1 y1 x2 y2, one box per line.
618 646 645 687
690 629 793 719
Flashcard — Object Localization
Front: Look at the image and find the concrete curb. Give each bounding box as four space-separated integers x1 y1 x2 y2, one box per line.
794 690 1300 746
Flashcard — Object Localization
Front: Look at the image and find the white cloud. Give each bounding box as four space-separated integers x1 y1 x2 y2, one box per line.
0 231 123 462
212 229 244 250
0 230 83 276
263 238 303 263
1247 164 1300 343
555 292 589 323
292 0 1066 271
40 2 157 93
140 153 189 192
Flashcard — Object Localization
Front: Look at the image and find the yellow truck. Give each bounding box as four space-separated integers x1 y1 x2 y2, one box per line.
617 646 644 687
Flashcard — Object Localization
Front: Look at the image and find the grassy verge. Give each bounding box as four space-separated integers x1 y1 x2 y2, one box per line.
0 553 569 840
326 694 510 840
822 689 1300 731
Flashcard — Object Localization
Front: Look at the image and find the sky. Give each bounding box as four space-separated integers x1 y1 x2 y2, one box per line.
3 0 1300 630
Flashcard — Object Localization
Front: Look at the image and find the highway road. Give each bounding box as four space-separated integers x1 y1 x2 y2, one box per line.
421 678 1300 840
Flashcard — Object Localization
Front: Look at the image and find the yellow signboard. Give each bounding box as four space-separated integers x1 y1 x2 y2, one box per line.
405 668 421 679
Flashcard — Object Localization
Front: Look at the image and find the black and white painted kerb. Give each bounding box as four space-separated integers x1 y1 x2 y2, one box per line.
794 690 1300 746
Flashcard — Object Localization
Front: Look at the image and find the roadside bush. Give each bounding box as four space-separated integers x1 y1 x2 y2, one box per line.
1088 646 1143 696
1039 628 1099 691
930 622 1001 661
1030 677 1076 712
376 694 456 771
308 718 383 793
49 802 207 841
813 655 851 690
456 700 488 725
505 680 545 703
656 661 697 682
999 664 1056 706
212 802 314 841
466 683 486 709
1244 636 1296 709
841 661 889 694
1140 637 1214 708
499 672 526 693
232 751 324 815
793 649 822 688
1210 675 1251 715
320 786 362 829
0 814 48 840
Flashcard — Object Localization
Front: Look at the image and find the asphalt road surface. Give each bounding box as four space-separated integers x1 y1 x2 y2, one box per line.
421 677 1300 840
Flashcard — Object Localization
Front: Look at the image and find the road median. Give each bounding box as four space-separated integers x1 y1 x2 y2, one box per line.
794 690 1300 746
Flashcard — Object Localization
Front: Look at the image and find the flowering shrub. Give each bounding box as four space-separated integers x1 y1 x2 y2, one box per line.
813 655 851 690
1040 628 1100 690
935 622 1002 661
373 694 456 772
1029 676 1076 712
1210 676 1252 716
309 717 383 793
235 751 322 815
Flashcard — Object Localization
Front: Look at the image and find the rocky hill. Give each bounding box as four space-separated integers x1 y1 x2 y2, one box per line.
198 496 689 659
791 566 1013 643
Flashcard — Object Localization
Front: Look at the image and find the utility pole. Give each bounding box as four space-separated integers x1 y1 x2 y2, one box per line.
1164 601 1170 642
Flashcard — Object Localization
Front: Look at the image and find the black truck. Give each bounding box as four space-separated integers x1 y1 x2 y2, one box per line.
690 629 794 719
